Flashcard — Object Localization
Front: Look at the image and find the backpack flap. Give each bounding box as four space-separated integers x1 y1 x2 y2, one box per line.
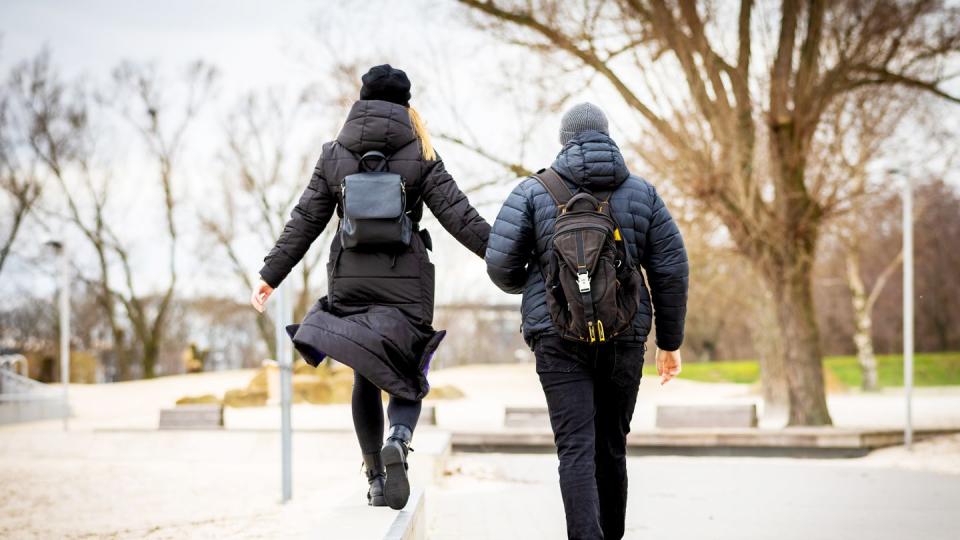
342 171 405 219
339 150 412 250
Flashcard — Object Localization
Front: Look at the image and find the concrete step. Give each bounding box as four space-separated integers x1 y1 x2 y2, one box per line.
449 426 960 457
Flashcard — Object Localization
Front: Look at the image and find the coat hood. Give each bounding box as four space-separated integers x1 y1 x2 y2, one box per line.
337 100 418 154
551 130 630 191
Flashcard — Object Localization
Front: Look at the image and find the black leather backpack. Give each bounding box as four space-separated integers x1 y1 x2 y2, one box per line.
339 150 413 250
535 168 642 343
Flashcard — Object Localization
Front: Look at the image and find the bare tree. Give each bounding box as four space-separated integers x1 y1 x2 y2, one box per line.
17 52 137 378
202 87 325 360
24 56 217 379
457 0 960 424
820 90 909 390
0 60 45 277
914 179 960 350
103 60 218 378
201 61 366 360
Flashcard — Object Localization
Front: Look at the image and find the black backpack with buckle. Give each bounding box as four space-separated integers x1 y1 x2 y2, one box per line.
535 167 642 343
339 150 413 250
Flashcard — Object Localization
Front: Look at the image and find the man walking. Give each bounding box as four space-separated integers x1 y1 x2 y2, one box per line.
485 103 688 539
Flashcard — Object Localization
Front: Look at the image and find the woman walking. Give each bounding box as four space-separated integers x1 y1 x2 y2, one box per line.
250 65 490 509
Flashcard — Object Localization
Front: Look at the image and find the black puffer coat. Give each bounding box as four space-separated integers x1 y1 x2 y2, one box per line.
485 130 688 350
260 100 490 400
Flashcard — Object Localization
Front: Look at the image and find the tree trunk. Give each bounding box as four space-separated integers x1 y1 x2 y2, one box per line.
142 341 158 379
845 252 880 391
115 344 132 381
766 261 833 426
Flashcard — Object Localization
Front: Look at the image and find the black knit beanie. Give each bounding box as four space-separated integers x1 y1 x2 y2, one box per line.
359 64 411 107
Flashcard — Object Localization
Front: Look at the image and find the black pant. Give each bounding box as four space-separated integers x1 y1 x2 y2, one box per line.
352 371 422 455
535 336 645 540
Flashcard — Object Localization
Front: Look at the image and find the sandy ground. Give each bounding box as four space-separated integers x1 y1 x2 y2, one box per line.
860 432 960 475
3 366 960 538
0 430 364 539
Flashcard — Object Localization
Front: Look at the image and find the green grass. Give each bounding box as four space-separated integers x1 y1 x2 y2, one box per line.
643 352 960 389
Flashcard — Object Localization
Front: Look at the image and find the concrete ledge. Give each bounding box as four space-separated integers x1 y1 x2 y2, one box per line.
451 427 960 458
385 489 425 540
407 430 451 487
315 488 425 540
0 397 68 425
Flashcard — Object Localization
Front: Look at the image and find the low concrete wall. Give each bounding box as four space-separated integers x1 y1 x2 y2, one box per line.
450 427 960 458
0 398 68 425
407 430 451 488
384 489 425 540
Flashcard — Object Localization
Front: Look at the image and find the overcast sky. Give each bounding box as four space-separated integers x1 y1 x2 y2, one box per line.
2 0 957 308
0 0 566 305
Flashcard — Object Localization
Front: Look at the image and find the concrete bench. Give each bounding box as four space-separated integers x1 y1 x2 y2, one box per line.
505 406 550 428
419 403 436 426
158 404 224 430
656 404 758 429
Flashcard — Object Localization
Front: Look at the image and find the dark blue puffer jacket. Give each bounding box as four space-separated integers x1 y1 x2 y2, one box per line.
485 130 689 350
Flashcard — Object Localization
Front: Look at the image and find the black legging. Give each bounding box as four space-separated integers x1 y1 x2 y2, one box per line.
352 371 422 455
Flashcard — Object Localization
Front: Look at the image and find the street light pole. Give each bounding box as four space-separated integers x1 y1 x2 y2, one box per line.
901 173 914 449
274 283 293 502
46 240 70 431
60 244 70 431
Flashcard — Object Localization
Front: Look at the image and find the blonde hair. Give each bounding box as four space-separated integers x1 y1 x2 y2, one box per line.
408 107 436 161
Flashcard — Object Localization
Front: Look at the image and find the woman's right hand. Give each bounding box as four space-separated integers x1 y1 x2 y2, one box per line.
250 279 274 313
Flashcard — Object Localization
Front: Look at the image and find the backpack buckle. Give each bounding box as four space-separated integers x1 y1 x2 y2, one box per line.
577 271 591 293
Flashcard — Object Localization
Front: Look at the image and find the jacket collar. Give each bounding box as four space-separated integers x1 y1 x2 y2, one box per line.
551 130 630 191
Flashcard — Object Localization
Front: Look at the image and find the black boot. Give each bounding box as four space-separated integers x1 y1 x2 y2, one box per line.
363 452 386 507
381 424 413 510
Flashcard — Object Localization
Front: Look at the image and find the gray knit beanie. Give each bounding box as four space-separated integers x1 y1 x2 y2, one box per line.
559 102 609 145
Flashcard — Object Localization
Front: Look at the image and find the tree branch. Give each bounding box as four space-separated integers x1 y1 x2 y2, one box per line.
457 0 684 148
437 132 532 178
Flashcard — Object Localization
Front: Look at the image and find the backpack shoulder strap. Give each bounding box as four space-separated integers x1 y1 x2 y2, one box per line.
533 167 574 208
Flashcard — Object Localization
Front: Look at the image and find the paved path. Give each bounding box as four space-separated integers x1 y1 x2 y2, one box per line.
430 453 960 540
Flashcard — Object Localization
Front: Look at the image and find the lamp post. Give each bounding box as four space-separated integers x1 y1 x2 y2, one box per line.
45 240 70 431
274 283 293 502
900 172 914 449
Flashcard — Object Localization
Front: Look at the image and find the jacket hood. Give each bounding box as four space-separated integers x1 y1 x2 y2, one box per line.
551 130 630 191
337 100 417 154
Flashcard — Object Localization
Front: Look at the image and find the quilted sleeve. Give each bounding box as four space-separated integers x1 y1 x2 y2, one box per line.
639 184 689 351
258 156 336 288
485 180 535 294
421 156 491 257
